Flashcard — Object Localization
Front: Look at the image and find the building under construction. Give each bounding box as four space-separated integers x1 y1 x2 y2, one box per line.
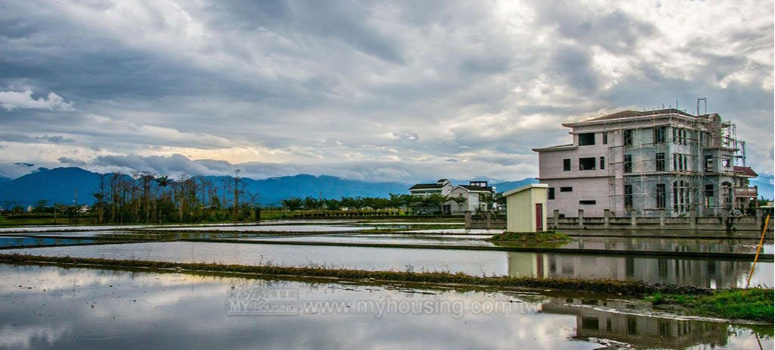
533 106 758 218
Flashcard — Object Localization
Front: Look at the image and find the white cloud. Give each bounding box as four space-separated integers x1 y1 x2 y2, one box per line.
0 90 75 111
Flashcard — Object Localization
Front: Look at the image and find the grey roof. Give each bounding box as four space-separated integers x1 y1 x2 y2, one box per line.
409 183 445 190
586 108 695 122
460 185 493 192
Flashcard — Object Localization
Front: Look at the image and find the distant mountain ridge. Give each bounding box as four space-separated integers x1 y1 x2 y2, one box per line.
0 167 411 207
3 166 766 209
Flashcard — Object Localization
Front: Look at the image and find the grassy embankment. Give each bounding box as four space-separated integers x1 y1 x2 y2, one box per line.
648 288 774 322
487 231 572 247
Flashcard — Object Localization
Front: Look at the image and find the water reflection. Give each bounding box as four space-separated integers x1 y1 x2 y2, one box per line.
542 298 736 349
507 253 772 288
0 264 768 350
0 236 96 248
6 242 773 288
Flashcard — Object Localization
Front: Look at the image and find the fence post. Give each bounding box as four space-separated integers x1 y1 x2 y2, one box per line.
604 209 610 228
630 210 637 227
553 210 560 228
690 209 697 230
578 209 584 227
756 208 763 229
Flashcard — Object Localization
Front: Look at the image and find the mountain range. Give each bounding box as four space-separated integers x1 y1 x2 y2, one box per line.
0 167 538 208
1 166 770 209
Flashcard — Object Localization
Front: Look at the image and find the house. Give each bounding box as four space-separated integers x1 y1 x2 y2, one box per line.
409 179 495 214
532 108 756 217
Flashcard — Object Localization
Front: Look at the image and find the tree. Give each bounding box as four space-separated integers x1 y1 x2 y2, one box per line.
281 197 303 211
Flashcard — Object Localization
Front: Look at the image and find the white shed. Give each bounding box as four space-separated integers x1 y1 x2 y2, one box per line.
503 184 549 232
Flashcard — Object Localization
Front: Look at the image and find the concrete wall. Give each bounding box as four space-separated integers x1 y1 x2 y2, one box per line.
544 177 609 217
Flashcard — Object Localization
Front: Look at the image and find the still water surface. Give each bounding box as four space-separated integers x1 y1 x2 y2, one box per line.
7 242 772 288
0 264 768 350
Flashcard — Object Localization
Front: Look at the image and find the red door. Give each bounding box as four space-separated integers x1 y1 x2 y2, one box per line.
535 203 543 231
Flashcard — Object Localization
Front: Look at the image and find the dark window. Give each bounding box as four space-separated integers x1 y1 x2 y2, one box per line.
656 153 665 171
602 132 608 144
705 155 713 172
624 154 632 173
563 159 571 171
560 187 573 192
672 128 677 144
579 157 596 170
654 126 666 144
579 200 596 205
623 129 633 146
627 316 638 335
548 188 555 200
600 157 605 170
581 317 599 330
705 184 714 197
656 184 666 209
578 133 595 146
624 184 633 210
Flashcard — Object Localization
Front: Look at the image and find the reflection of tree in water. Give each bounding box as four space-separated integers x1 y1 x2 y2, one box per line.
507 252 756 288
542 298 732 349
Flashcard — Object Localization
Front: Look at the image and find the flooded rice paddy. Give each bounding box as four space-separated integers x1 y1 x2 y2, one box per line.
5 240 772 288
0 264 770 350
0 221 772 349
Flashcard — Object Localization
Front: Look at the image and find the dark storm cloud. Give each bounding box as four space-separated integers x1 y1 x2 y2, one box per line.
551 45 599 94
0 0 771 182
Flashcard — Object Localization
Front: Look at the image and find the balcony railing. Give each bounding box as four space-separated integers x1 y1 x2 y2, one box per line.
734 187 758 198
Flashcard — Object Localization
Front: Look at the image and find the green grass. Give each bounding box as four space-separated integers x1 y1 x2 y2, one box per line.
648 288 774 322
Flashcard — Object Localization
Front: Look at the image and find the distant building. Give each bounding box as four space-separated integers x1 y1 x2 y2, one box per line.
409 179 495 214
533 108 757 217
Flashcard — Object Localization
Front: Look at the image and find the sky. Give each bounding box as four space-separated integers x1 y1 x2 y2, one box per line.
0 0 772 183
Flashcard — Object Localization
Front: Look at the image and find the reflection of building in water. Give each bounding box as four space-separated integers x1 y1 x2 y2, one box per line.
542 298 730 349
507 253 753 288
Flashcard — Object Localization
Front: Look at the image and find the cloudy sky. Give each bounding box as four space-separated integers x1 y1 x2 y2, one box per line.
0 0 772 182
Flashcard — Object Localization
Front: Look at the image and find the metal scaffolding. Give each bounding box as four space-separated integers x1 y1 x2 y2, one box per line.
600 108 747 217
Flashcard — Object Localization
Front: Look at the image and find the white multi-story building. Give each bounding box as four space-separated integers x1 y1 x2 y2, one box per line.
409 179 494 214
533 108 758 217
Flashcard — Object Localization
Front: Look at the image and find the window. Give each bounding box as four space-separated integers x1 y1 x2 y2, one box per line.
578 133 595 146
602 132 608 144
656 184 666 209
624 154 632 173
722 156 730 168
548 188 555 200
579 200 596 205
623 129 633 146
624 184 633 210
581 317 599 330
705 155 713 172
654 126 666 144
656 153 665 172
579 157 596 170
705 184 714 207
673 154 687 171
600 157 605 170
563 159 571 171
673 180 690 213
560 187 573 192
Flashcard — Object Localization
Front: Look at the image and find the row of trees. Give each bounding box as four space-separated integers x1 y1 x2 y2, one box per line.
279 192 503 213
90 170 259 224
